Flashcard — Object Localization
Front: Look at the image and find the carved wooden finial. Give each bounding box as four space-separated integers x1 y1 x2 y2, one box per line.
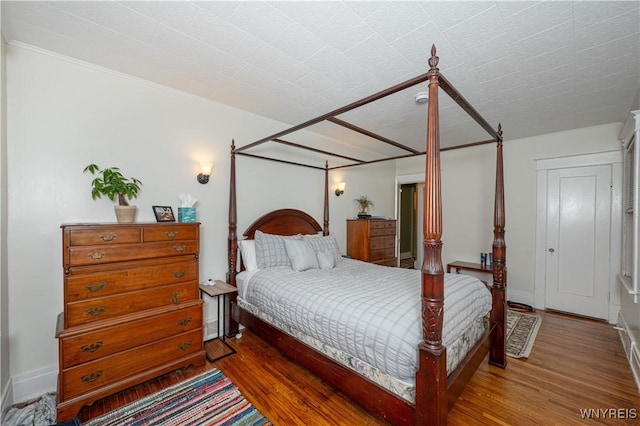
231 139 235 150
497 123 503 136
428 44 439 70
325 160 328 169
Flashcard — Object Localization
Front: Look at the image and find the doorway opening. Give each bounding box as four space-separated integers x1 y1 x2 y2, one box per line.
399 184 417 269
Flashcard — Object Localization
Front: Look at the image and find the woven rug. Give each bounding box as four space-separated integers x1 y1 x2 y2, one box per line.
506 309 542 358
82 369 271 426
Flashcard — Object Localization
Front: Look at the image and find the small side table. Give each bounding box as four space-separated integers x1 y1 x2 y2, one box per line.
446 260 493 287
446 260 493 275
199 281 238 362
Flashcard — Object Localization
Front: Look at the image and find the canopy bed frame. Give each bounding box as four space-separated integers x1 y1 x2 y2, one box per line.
225 46 506 426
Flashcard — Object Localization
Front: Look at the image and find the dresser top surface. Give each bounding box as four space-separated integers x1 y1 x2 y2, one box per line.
61 222 200 228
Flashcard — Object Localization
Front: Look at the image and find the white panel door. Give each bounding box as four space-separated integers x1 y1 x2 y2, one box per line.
545 164 612 319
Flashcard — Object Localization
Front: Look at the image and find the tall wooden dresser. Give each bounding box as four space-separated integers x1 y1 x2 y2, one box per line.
56 223 206 422
346 218 397 266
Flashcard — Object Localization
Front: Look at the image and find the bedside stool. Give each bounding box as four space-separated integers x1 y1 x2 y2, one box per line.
199 280 238 362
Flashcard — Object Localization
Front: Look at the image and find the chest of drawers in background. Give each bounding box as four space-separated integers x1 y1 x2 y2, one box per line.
56 223 206 422
346 218 397 267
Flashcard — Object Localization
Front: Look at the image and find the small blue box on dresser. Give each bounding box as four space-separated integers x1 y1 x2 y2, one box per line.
178 207 196 222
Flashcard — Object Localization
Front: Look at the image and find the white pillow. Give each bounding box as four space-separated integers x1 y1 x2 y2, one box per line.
284 239 319 272
303 234 342 263
238 239 258 271
317 251 336 270
255 230 300 269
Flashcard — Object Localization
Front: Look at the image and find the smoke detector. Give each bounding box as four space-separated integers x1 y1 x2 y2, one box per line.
415 92 429 104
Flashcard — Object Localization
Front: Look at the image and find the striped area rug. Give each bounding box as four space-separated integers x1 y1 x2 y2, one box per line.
82 369 271 426
506 309 542 359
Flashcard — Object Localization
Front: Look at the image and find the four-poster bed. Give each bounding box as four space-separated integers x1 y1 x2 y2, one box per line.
225 46 506 425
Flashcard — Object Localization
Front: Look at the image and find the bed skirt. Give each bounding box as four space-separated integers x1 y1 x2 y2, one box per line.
237 297 489 403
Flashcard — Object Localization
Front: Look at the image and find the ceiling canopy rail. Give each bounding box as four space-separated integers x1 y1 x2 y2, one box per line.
233 46 502 171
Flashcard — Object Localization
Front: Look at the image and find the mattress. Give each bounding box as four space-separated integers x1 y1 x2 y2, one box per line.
238 296 488 402
239 258 491 382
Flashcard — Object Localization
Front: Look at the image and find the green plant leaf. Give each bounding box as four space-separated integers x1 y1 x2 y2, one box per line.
84 164 142 205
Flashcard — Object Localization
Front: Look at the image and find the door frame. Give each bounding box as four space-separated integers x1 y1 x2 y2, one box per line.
534 151 622 323
396 173 425 268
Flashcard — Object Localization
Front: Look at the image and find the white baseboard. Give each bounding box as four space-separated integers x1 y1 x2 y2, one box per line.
10 364 57 405
506 288 534 308
617 311 640 391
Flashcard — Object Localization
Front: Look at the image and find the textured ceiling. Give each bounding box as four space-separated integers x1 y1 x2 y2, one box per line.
2 1 639 163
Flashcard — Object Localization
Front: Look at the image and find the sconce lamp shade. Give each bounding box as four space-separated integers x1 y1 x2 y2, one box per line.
335 182 346 196
197 162 213 184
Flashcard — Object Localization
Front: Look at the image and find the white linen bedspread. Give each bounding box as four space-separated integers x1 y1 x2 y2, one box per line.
242 258 491 381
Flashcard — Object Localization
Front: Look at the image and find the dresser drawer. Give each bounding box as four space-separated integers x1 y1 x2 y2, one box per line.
59 303 202 368
374 258 398 267
368 248 396 262
368 236 395 251
143 225 198 242
59 328 202 400
68 240 199 266
65 258 197 302
67 227 142 246
369 226 396 237
65 282 198 327
369 220 395 230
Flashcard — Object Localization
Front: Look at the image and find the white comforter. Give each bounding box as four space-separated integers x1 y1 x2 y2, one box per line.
241 258 491 381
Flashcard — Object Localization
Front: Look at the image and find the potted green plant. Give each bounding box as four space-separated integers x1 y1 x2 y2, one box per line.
84 164 143 223
354 195 373 218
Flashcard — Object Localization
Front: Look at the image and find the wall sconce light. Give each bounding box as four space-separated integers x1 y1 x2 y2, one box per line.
197 162 213 184
335 182 346 196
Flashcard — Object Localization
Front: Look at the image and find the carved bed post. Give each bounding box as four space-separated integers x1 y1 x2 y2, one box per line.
323 161 329 236
490 125 507 368
226 140 239 336
415 45 447 426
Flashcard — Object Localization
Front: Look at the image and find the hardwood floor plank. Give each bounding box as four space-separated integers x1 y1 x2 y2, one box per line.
78 311 640 425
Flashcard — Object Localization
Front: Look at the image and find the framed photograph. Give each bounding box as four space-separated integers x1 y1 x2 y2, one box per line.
152 206 175 222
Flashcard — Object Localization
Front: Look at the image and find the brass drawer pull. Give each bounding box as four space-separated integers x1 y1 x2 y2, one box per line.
173 270 187 278
85 281 106 292
165 231 178 238
177 317 192 327
100 233 117 242
87 252 106 260
173 245 186 253
171 292 181 305
85 305 106 317
81 341 103 353
178 341 192 350
81 370 103 383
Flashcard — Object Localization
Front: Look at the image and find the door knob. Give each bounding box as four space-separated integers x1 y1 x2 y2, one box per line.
548 248 555 253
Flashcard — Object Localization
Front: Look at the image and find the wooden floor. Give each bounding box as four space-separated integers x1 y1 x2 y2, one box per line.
78 311 640 425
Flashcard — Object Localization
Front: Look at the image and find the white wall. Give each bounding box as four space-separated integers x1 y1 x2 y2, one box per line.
5 44 396 402
0 8 11 418
396 122 623 305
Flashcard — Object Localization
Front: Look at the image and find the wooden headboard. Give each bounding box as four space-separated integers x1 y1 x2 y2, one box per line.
243 208 323 239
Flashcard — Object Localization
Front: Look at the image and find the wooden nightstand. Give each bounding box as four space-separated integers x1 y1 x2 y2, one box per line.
446 260 493 287
199 281 238 362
